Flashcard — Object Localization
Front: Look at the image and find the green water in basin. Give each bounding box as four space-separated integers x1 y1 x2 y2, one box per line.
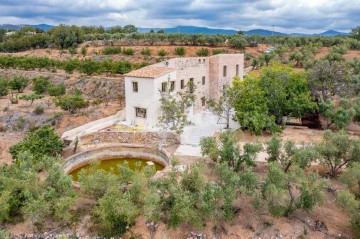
69 157 165 181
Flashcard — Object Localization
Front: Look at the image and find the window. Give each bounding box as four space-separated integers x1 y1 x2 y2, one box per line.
236 64 239 76
202 76 205 85
170 81 175 92
223 66 227 77
189 78 194 93
135 107 147 118
132 82 138 92
161 82 167 92
180 80 185 89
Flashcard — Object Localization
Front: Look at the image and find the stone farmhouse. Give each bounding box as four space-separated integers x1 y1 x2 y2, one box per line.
124 54 244 128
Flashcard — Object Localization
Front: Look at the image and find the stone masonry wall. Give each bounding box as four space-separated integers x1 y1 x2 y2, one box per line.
80 131 180 147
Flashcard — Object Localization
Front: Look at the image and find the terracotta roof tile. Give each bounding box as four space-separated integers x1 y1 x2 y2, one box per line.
125 66 175 79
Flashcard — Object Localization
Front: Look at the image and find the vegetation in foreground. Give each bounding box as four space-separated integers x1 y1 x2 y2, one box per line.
0 126 359 237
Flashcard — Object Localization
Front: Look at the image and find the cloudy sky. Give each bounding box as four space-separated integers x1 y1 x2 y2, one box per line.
0 0 359 33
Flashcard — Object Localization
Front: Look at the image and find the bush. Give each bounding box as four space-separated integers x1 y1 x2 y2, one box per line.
0 78 8 96
196 48 209 57
122 48 134 55
54 90 89 114
212 49 227 55
157 49 168 57
32 76 50 94
9 125 66 161
81 46 87 56
102 47 121 55
19 93 44 106
33 105 44 115
229 37 247 49
9 76 29 93
174 47 186 56
48 83 66 96
68 46 77 55
140 48 151 56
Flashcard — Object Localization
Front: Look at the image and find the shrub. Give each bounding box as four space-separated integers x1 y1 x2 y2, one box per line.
32 76 50 94
81 46 87 56
102 47 121 55
229 37 247 49
0 78 8 96
48 83 66 96
212 49 227 55
54 90 89 114
140 48 151 56
19 93 44 106
174 47 186 56
68 46 77 55
196 48 209 56
122 48 134 55
9 125 66 161
33 105 44 115
157 49 168 57
9 76 29 93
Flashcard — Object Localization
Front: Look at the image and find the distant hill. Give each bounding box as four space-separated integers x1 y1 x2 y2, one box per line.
0 24 349 36
245 29 286 36
0 24 54 31
138 25 238 35
138 26 349 36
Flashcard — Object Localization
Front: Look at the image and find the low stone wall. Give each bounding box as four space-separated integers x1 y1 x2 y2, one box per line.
63 145 170 174
80 131 180 147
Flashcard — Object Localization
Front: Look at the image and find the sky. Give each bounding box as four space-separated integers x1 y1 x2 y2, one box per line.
0 0 359 33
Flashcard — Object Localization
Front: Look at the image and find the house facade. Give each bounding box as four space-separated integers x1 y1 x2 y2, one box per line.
125 54 244 128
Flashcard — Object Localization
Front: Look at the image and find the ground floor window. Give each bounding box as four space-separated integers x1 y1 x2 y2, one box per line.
135 107 147 118
201 97 206 106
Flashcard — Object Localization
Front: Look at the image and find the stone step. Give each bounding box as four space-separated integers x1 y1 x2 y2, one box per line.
185 127 215 146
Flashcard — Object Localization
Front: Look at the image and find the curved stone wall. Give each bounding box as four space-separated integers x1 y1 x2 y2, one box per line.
63 145 170 174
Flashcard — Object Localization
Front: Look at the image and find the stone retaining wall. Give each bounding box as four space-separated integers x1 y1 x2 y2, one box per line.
80 131 180 147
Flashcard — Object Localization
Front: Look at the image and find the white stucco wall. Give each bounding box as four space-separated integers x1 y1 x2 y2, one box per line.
125 71 177 128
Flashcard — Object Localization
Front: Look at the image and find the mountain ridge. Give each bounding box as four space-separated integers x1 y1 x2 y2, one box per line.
0 24 349 36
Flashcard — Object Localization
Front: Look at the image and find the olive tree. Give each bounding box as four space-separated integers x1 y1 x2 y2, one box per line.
266 134 318 172
315 130 360 177
200 131 262 171
262 162 327 217
158 81 196 134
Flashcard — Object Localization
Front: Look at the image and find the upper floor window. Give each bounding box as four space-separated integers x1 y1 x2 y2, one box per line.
181 80 185 89
236 64 239 76
170 81 175 92
132 82 138 92
223 66 227 77
202 76 206 85
161 82 167 92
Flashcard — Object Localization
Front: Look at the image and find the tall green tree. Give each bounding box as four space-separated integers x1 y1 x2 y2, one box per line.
259 63 317 124
307 60 355 100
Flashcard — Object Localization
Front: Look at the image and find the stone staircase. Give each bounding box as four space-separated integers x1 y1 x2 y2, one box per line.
184 127 215 146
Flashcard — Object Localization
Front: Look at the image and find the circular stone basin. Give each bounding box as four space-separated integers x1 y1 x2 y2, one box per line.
69 157 164 181
63 145 169 181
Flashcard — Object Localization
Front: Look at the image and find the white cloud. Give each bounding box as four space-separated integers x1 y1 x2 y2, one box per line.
0 0 359 32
